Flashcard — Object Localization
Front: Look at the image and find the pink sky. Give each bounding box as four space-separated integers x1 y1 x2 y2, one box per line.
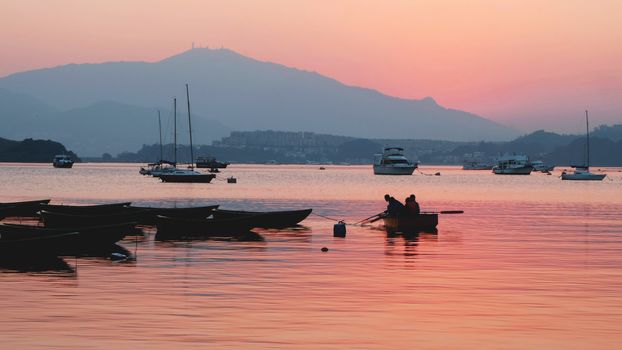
2 0 621 132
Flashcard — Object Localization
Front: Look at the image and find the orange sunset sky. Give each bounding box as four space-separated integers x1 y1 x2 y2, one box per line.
1 0 621 132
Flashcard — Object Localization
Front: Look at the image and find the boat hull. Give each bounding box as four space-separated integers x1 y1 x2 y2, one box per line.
159 174 216 183
492 166 533 175
561 173 606 181
212 208 312 228
0 199 50 218
155 215 261 240
382 214 438 234
373 165 416 175
40 210 142 229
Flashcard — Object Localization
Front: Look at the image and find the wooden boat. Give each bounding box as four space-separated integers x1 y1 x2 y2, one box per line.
40 210 143 229
0 199 51 218
155 215 261 240
39 202 132 215
382 213 438 234
0 231 81 256
212 208 312 228
128 204 219 225
0 222 133 254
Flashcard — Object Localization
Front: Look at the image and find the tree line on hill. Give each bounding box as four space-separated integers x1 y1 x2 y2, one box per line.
0 138 80 163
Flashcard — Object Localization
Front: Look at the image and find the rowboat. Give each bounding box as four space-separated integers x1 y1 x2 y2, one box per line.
128 205 219 225
0 222 134 253
0 231 81 256
40 210 143 229
212 208 312 228
0 199 51 218
39 202 132 215
155 215 262 240
382 213 438 234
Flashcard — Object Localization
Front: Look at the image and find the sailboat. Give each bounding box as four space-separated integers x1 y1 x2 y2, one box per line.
139 109 177 176
561 111 606 181
159 84 216 183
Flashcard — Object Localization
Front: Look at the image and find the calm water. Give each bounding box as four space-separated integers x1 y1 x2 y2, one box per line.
1 163 622 349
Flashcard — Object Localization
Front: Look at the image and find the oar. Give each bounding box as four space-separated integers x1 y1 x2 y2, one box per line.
355 211 385 224
421 210 464 214
368 214 387 223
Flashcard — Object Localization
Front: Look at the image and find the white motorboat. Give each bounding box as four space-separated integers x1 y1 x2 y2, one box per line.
373 147 417 175
53 154 74 168
561 111 606 181
462 152 493 170
492 154 533 175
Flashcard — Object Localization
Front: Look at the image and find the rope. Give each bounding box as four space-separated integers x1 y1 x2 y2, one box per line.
310 212 343 222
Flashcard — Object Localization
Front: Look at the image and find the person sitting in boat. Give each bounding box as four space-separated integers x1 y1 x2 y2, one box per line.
405 194 420 215
384 194 404 217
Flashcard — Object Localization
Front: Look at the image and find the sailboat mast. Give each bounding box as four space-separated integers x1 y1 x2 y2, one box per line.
174 98 177 164
158 110 163 161
186 83 194 168
585 110 590 168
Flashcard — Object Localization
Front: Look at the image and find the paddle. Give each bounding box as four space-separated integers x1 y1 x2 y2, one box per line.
355 211 386 224
421 210 464 214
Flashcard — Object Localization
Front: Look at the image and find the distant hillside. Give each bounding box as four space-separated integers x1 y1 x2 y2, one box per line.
0 47 519 148
0 137 80 162
0 88 230 156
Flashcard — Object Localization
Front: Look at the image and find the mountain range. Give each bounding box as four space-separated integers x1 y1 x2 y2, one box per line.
0 48 519 156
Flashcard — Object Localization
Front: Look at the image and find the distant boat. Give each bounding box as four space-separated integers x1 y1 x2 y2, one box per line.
530 160 555 173
373 147 417 175
53 154 74 168
561 111 606 181
492 154 533 175
463 160 493 170
462 152 493 170
140 110 177 177
158 84 215 183
196 156 230 169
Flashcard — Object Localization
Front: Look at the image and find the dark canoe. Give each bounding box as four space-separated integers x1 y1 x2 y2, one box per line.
40 209 144 229
382 214 438 234
0 222 134 253
159 174 216 183
0 231 81 256
155 215 262 240
128 205 219 225
0 199 51 218
39 202 132 215
212 208 312 228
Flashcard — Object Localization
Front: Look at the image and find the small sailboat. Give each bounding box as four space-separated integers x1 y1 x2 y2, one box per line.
561 111 606 181
159 84 216 183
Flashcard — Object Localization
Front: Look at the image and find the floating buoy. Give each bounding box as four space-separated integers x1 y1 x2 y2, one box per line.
435 172 441 176
227 177 237 183
333 220 346 237
321 247 329 252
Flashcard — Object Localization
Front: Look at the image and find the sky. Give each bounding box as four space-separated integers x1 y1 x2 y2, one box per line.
1 0 621 133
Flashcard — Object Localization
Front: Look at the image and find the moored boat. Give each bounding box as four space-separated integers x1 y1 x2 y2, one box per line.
40 210 142 229
561 111 606 181
196 156 230 169
40 202 132 215
0 222 133 253
128 204 219 225
158 168 216 183
492 154 533 175
382 213 439 234
373 147 417 175
212 208 312 228
154 215 261 240
531 160 555 172
0 199 50 218
0 231 81 256
53 154 74 168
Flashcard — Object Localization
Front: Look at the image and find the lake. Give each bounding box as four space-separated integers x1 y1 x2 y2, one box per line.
1 163 621 349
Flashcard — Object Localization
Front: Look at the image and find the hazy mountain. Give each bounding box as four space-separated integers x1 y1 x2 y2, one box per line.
0 88 230 156
0 48 518 145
